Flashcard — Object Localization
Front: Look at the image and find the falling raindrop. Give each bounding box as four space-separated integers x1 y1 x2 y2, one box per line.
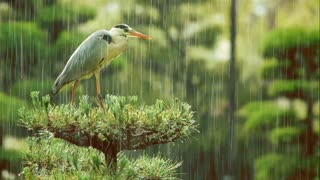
0 0 319 179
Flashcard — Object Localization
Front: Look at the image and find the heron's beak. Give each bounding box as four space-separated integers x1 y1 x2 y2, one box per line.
129 30 152 40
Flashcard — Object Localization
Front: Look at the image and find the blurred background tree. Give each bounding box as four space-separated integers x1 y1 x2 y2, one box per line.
0 0 319 179
239 28 319 179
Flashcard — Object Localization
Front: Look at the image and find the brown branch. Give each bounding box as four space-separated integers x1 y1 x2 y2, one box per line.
52 128 118 169
34 121 187 170
46 125 183 152
52 129 114 152
53 130 90 148
126 137 180 150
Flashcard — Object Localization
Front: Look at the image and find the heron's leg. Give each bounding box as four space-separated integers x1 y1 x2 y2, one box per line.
95 72 104 109
71 80 79 105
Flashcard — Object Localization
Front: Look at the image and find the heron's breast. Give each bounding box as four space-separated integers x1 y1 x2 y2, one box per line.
100 40 128 69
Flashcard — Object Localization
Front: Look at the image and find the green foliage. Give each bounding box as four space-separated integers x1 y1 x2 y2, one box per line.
315 69 320 79
19 92 197 149
0 22 47 58
129 154 182 179
22 136 181 179
262 28 319 81
270 127 303 145
124 5 160 25
37 5 96 27
0 0 42 21
0 149 21 163
0 92 27 122
239 101 297 133
256 153 299 180
268 80 320 98
276 64 320 80
0 2 12 21
10 79 54 101
146 45 179 73
314 101 320 118
263 28 320 58
245 27 320 179
186 26 221 47
262 58 291 80
0 22 48 89
18 92 197 177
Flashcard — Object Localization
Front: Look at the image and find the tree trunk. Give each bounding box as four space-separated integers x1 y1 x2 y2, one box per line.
298 99 317 179
103 144 119 172
226 0 238 178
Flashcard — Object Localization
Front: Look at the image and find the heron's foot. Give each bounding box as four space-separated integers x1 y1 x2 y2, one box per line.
98 94 104 109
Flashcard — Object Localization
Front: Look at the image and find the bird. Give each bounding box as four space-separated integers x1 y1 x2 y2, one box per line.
52 24 152 108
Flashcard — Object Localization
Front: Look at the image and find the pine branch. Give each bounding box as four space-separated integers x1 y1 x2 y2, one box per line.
19 92 198 170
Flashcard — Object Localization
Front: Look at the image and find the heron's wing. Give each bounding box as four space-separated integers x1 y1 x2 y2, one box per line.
59 31 110 83
52 30 110 94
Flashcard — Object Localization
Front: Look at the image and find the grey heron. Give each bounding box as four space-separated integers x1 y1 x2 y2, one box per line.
52 24 152 108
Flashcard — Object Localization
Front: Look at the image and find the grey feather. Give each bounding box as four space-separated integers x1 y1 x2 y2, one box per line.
52 30 111 95
52 74 65 95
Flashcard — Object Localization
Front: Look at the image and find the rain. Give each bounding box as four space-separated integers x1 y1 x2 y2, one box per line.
0 0 319 179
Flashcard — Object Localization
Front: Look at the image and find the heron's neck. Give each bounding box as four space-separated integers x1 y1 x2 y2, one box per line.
109 29 127 43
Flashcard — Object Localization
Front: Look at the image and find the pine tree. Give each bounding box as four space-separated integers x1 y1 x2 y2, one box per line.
18 92 198 178
240 28 319 179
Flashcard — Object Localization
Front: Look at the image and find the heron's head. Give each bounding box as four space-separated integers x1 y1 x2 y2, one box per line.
110 24 152 40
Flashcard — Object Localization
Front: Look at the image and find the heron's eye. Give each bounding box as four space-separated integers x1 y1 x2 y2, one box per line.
114 24 129 30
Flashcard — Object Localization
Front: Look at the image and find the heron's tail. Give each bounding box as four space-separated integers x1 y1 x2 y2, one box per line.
52 75 64 96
